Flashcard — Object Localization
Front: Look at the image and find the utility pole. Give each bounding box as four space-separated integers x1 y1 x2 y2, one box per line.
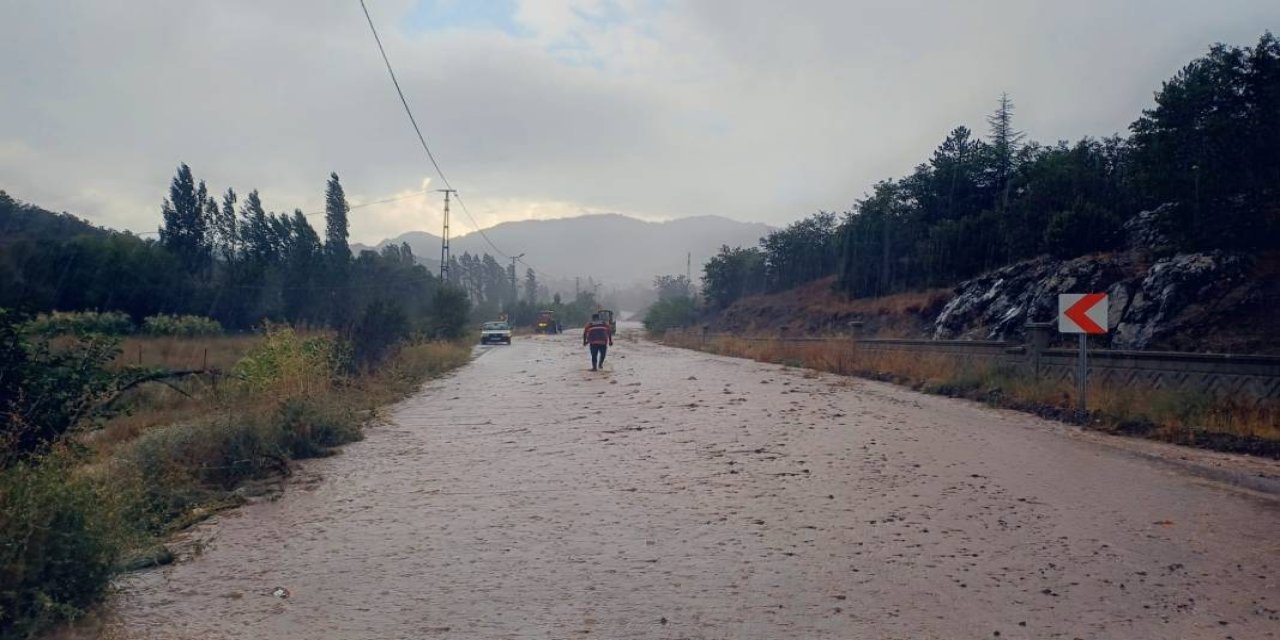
687 252 692 296
575 276 580 298
509 253 524 301
438 188 456 282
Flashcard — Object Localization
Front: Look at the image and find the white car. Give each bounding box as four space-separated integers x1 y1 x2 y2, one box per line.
480 321 512 345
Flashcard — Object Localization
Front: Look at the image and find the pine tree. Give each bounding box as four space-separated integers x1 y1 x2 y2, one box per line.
986 93 1025 209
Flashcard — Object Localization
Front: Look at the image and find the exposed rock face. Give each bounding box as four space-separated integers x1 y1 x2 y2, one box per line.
1122 203 1179 255
933 250 1259 350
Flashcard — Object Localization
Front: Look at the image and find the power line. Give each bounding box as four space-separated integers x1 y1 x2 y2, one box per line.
355 0 524 267
302 188 432 218
358 0 453 194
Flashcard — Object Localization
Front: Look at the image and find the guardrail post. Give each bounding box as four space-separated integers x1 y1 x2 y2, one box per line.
847 321 864 345
701 324 709 346
1024 322 1052 379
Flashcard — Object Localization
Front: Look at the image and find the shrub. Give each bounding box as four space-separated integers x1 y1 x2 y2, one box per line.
644 296 699 333
348 300 410 370
0 457 128 636
234 325 339 399
276 396 361 458
2 310 122 464
141 314 223 337
24 310 133 337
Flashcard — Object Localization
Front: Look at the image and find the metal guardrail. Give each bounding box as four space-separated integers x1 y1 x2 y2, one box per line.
666 326 1280 402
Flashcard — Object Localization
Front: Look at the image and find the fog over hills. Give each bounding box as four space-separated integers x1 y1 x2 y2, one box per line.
354 213 773 289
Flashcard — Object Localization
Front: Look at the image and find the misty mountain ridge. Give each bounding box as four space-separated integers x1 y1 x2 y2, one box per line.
355 213 773 287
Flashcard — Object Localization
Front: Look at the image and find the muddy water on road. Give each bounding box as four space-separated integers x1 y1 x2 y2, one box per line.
108 333 1279 639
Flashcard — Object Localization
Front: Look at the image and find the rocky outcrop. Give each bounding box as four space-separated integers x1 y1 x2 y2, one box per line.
933 250 1263 351
1121 202 1179 255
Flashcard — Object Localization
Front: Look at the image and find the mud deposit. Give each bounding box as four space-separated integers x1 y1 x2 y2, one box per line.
106 330 1279 639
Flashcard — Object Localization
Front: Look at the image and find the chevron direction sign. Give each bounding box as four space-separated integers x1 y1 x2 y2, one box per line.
1058 293 1109 334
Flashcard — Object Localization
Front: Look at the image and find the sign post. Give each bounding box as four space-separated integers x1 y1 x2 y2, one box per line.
1058 293 1108 414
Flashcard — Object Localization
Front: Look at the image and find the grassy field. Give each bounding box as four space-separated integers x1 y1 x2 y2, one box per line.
1 329 473 638
664 332 1279 452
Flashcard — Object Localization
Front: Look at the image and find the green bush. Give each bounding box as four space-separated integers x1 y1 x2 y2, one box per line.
276 397 361 459
234 325 339 397
430 286 471 340
348 300 410 369
24 310 133 337
643 296 699 333
0 458 128 637
140 314 223 337
2 310 122 464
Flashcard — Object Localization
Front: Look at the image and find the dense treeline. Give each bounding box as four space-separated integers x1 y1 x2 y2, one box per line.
1 168 472 339
703 34 1280 307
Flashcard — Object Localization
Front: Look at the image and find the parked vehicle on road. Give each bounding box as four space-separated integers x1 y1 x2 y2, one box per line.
480 321 512 345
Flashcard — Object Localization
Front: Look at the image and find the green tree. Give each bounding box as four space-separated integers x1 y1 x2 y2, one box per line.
159 164 209 274
214 188 239 266
1130 32 1280 249
985 93 1025 209
430 286 471 339
761 211 840 291
702 245 765 309
523 268 538 304
324 173 351 268
653 274 692 300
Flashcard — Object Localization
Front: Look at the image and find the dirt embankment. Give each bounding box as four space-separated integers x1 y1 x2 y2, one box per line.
709 251 1280 354
711 277 952 338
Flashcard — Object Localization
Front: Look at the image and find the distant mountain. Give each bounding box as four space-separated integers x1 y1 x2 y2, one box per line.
358 213 773 288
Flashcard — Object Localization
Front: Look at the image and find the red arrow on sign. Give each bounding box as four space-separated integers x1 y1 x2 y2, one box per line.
1065 293 1107 334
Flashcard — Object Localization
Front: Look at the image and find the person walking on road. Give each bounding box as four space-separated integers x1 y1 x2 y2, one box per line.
583 313 613 371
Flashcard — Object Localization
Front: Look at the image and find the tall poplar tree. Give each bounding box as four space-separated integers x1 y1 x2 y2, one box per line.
324 172 351 267
159 163 209 274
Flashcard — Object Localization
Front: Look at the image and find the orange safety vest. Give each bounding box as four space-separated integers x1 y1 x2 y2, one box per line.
584 322 611 345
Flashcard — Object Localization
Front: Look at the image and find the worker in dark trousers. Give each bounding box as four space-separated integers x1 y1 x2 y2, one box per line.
583 312 613 371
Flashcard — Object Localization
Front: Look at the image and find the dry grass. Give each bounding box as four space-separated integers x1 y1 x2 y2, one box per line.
667 333 1280 448
8 329 475 637
109 335 261 371
716 276 953 337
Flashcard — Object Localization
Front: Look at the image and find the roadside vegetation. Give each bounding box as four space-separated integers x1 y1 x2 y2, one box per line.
661 332 1279 456
0 310 471 638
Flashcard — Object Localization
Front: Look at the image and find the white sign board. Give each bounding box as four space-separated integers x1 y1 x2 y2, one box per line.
1058 293 1108 334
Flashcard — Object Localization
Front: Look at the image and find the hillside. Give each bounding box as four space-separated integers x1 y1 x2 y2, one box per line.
359 213 773 287
0 190 109 243
707 250 1280 355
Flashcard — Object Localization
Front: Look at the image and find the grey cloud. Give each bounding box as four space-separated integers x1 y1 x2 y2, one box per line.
2 0 1277 244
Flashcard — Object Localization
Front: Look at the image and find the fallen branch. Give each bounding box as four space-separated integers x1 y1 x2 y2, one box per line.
99 368 242 411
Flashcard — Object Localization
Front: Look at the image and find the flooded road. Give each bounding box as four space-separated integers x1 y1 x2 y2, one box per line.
109 331 1279 639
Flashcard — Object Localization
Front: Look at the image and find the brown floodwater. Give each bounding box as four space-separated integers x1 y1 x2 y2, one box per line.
99 330 1279 639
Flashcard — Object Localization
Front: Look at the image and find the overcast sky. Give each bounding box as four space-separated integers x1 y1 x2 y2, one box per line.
3 1 1277 244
